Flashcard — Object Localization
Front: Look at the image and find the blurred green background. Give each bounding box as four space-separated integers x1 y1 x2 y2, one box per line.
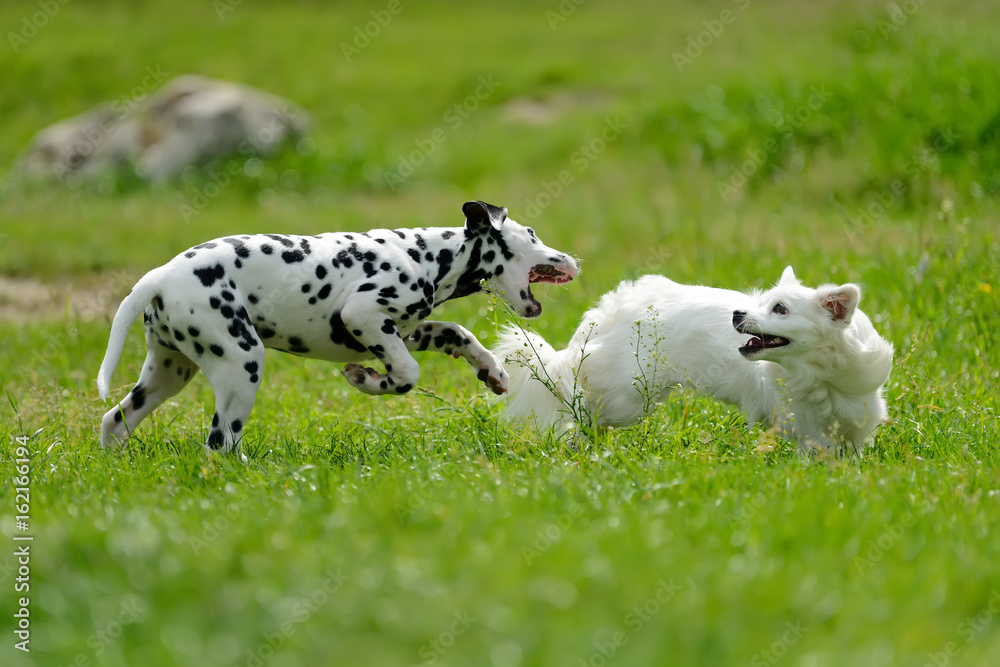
1 1 999 666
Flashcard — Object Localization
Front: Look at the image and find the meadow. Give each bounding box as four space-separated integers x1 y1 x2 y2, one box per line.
1 1 999 665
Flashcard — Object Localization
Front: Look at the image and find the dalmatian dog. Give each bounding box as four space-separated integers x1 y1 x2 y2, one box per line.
97 200 579 453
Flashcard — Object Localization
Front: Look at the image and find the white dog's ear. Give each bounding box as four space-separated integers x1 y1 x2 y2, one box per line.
463 201 506 232
779 266 799 285
819 284 860 323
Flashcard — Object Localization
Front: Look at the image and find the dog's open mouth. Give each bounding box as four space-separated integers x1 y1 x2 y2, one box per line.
529 264 575 285
739 333 791 357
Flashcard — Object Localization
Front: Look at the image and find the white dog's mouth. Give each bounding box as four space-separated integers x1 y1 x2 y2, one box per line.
739 333 791 357
529 264 575 284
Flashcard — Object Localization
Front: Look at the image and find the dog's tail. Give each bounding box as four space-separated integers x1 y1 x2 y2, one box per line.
493 325 584 429
97 268 164 400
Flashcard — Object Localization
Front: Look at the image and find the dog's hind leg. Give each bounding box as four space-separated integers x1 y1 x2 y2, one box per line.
100 332 200 448
195 344 265 455
405 321 508 395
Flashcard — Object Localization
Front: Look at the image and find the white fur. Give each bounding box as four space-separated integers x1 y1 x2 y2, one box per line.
494 267 894 454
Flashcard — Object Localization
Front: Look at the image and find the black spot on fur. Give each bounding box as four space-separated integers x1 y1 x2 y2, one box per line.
207 430 224 450
223 237 251 258
220 305 235 319
442 231 455 240
316 265 327 280
381 319 396 334
357 283 376 292
230 419 243 433
261 244 273 255
113 410 123 424
282 249 305 264
380 262 391 271
188 325 200 337
257 326 276 339
408 249 421 263
173 328 185 342
210 344 224 357
316 284 332 300
209 296 221 310
329 311 367 352
301 283 312 293
221 290 235 302
266 234 295 248
194 264 226 287
434 249 454 289
288 336 310 354
393 230 406 239
248 294 259 305
185 251 196 258
164 358 173 368
194 342 205 356
130 384 147 411
395 384 413 394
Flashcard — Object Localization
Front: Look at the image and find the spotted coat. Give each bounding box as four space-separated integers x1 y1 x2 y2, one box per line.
98 201 579 454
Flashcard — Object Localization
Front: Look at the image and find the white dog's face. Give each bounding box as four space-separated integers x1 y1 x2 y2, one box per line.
732 266 861 361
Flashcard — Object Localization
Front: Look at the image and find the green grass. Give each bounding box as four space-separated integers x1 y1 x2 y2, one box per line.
2 1 1000 665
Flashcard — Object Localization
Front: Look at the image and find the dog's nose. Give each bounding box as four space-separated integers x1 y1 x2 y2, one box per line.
732 310 746 328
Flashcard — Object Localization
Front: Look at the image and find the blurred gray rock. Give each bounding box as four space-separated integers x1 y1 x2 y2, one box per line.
15 75 310 183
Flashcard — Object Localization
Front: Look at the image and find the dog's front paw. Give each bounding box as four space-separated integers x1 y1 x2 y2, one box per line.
476 365 509 395
342 363 391 395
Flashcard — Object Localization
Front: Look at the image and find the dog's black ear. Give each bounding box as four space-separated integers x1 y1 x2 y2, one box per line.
819 284 860 324
463 201 506 232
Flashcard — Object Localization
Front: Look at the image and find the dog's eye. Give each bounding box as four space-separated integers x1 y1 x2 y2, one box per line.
772 303 788 315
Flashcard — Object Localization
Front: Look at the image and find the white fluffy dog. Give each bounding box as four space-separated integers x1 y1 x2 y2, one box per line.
493 267 894 454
